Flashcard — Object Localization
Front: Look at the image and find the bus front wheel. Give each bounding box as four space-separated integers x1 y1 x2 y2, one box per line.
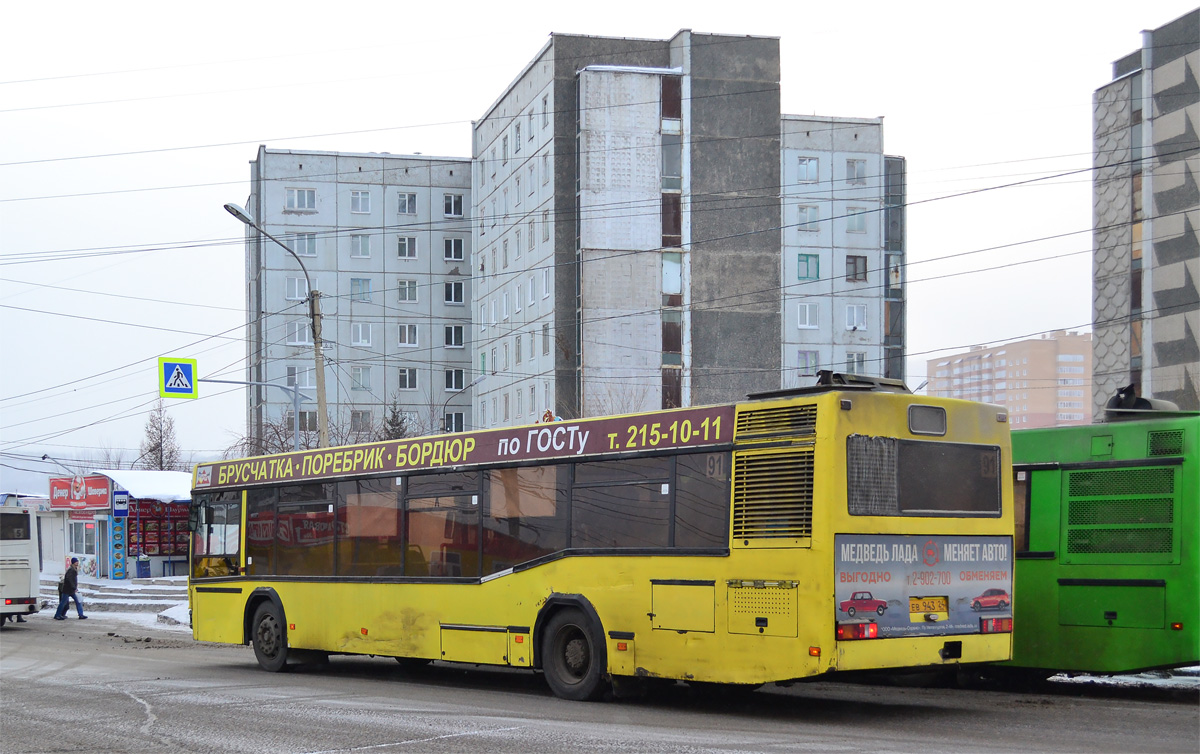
541 608 605 701
252 602 289 672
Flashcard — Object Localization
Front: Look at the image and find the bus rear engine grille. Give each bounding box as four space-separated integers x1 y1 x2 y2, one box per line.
732 449 814 539
735 404 817 440
1147 430 1184 457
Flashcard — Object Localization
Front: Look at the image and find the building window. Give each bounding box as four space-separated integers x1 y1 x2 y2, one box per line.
294 411 318 432
529 385 536 415
847 159 866 184
398 193 417 215
444 238 464 261
502 239 509 269
502 292 510 320
528 220 535 250
797 350 819 377
397 368 418 390
445 412 464 433
798 254 819 280
846 208 867 234
286 365 315 388
350 278 372 301
797 157 819 184
542 94 550 126
445 369 465 391
290 232 317 256
515 332 523 363
528 165 536 193
503 393 511 421
398 324 418 347
516 386 524 417
444 281 464 304
529 276 536 304
515 178 522 206
542 154 550 184
350 234 371 258
479 400 487 426
502 342 510 370
846 304 867 330
798 205 819 232
285 276 309 301
350 322 372 346
515 283 523 313
443 193 463 218
445 325 464 348
397 236 417 259
287 321 311 344
662 133 682 191
514 230 522 259
397 279 418 302
350 410 371 433
350 190 370 213
542 323 551 355
797 303 818 329
502 135 509 163
351 366 371 391
846 255 868 282
542 209 550 240
542 268 551 298
285 188 316 210
662 194 682 247
846 351 866 374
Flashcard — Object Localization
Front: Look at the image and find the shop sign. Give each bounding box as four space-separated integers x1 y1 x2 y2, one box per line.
49 475 111 510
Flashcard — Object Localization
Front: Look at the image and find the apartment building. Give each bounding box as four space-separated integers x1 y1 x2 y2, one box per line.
242 147 474 445
1092 8 1199 416
782 115 907 385
471 31 905 428
927 331 1093 429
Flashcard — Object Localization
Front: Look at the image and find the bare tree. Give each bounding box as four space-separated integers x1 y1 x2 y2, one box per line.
225 410 414 458
93 440 128 470
138 399 182 471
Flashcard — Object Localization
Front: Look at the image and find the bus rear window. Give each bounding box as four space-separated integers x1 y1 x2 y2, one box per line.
848 436 1001 517
1 512 31 540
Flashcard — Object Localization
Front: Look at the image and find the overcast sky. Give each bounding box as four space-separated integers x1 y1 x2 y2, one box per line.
1 0 1193 493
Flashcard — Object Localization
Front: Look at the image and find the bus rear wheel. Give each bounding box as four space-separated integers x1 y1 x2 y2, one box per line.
541 608 605 701
252 602 288 672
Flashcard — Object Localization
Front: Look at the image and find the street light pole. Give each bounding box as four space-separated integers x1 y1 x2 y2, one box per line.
443 375 484 432
224 203 330 449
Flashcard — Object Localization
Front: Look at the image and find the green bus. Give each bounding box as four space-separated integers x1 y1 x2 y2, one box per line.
1007 406 1198 678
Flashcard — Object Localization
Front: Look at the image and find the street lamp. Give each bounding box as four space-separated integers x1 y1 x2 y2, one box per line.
224 202 330 449
443 375 484 432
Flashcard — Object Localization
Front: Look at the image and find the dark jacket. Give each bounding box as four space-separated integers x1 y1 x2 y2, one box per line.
63 567 78 596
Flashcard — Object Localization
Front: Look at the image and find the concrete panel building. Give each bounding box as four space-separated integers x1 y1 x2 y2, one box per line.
1092 9 1199 416
471 31 904 428
242 147 474 447
927 331 1093 429
782 116 907 385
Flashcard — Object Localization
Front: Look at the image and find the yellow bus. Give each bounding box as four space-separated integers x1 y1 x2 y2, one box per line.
189 373 1014 700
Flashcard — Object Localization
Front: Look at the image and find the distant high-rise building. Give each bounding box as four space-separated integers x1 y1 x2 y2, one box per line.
242 147 474 446
927 331 1093 429
1092 9 1199 416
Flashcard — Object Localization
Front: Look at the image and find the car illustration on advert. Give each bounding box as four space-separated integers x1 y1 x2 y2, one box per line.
971 588 1010 610
839 591 888 617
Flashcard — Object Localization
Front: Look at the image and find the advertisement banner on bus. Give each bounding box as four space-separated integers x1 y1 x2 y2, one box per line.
194 405 736 491
834 533 1013 637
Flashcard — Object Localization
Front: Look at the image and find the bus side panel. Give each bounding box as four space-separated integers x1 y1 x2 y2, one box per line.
190 588 248 645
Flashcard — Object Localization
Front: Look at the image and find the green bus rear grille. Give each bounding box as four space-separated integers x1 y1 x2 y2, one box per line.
1065 466 1177 556
732 448 813 538
1147 430 1184 457
735 404 817 440
1067 467 1174 497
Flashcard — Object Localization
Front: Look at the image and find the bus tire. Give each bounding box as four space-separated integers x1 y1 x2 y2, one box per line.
251 602 289 672
541 608 605 701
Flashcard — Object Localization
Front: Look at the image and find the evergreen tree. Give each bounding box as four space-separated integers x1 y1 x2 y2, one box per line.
375 396 411 441
138 399 182 470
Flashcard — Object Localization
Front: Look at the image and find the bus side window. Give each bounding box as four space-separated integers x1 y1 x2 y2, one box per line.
1013 470 1031 552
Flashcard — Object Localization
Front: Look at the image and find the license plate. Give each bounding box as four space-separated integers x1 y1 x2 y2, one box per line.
909 596 948 614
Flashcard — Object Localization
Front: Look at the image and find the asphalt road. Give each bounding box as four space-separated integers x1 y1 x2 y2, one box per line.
1 615 1196 754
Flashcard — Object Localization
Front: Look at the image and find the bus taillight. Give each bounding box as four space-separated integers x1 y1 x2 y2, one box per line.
836 622 879 640
980 617 1012 633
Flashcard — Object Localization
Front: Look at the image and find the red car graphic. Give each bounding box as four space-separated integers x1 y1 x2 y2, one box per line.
839 591 888 617
971 588 1010 611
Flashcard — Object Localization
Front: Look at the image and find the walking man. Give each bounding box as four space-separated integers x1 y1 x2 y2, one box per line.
53 557 87 620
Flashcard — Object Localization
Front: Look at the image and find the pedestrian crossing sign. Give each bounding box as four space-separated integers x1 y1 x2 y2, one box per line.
159 357 198 399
